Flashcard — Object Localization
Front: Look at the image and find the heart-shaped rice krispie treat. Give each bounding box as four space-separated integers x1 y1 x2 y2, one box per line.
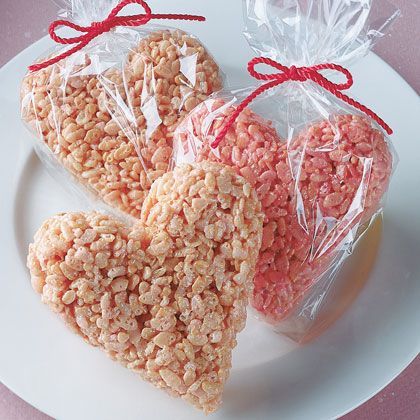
27 162 263 413
174 101 393 321
21 29 222 217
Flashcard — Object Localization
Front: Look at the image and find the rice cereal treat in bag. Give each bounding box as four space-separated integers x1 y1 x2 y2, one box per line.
21 0 222 219
173 0 399 339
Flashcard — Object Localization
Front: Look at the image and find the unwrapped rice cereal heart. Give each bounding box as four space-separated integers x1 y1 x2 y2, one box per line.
174 101 393 321
27 161 263 413
21 29 222 217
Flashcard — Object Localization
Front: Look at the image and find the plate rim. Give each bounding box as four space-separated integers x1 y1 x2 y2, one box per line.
0 30 419 420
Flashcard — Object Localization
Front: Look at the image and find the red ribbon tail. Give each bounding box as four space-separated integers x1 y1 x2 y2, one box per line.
211 80 281 149
29 40 90 72
150 13 205 22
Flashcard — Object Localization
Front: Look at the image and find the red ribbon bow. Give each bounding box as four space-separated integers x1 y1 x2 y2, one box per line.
211 57 392 148
29 0 205 72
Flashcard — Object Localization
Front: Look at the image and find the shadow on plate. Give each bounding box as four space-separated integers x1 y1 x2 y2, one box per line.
222 217 419 419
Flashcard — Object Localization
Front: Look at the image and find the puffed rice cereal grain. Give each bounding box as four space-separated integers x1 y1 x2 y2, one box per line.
174 100 393 322
21 30 222 217
27 162 263 413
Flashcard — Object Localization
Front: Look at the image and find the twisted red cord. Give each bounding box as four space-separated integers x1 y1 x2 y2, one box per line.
211 57 392 148
29 0 205 72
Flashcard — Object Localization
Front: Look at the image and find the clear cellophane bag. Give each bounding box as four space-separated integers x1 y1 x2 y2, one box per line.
172 0 399 341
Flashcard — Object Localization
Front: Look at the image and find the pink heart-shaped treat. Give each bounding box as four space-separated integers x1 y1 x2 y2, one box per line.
21 30 222 217
28 161 263 413
174 101 393 322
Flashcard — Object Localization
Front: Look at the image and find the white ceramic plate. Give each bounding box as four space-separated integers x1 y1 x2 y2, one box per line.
0 1 419 419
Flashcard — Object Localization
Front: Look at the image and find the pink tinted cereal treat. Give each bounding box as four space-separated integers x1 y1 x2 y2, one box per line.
174 101 393 321
27 162 263 413
21 29 222 217
254 114 393 321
